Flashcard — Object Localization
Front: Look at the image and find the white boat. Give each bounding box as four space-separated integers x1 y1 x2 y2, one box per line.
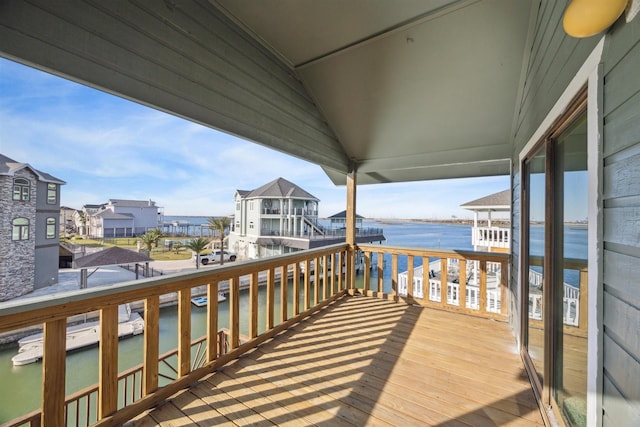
11 304 144 366
191 292 227 307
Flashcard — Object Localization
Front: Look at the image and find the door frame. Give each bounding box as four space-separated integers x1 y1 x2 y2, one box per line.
517 37 605 425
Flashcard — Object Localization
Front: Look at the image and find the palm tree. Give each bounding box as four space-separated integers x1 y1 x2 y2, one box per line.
146 228 165 248
186 237 210 269
138 232 156 253
207 216 231 265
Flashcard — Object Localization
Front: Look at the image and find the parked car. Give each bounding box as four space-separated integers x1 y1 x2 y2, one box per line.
195 250 237 265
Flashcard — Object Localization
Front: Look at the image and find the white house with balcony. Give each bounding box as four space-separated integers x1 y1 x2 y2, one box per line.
229 178 384 259
460 189 511 253
85 199 163 238
229 177 323 259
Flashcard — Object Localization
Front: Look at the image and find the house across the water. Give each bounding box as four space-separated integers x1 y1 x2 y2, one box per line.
229 177 384 259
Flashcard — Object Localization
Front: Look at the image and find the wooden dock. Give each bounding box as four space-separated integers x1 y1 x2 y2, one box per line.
130 295 543 426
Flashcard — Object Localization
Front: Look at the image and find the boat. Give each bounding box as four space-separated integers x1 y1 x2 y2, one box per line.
191 292 227 307
11 304 144 366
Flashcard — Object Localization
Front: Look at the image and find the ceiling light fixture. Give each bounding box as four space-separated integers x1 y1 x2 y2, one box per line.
563 0 628 38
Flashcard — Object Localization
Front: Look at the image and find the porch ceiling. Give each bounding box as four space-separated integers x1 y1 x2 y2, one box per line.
0 0 534 185
213 0 534 184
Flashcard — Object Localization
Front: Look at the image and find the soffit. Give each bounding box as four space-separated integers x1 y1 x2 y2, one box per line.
213 0 534 184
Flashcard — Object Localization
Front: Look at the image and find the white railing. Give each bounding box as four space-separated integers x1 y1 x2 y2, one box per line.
472 226 510 249
527 281 580 326
397 261 503 314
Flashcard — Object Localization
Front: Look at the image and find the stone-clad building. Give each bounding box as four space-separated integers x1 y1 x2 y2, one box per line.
0 154 65 301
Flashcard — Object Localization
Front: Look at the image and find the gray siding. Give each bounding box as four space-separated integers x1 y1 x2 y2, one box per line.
511 1 640 424
0 0 348 174
600 16 640 427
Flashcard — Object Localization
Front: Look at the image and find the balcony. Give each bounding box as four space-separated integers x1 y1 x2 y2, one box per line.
471 226 510 250
0 245 543 426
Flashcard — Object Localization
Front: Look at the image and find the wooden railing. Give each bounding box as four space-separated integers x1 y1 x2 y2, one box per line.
356 245 510 320
0 244 348 427
527 256 588 336
1 243 515 426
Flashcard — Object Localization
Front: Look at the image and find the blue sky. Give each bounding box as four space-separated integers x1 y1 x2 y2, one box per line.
0 58 510 219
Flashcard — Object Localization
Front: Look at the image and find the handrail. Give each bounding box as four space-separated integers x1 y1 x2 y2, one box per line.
0 243 348 427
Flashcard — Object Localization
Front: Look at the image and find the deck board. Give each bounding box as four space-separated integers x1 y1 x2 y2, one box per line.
131 296 544 426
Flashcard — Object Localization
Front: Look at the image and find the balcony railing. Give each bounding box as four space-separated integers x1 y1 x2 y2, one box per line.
472 226 510 249
1 244 510 426
357 244 510 320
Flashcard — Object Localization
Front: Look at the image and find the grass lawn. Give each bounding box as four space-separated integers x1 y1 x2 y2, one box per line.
62 237 193 261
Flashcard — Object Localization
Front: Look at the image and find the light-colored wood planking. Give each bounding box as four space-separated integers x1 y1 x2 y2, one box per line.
249 272 259 339
266 268 275 329
99 306 119 418
177 290 191 377
144 295 159 395
229 276 240 349
42 319 66 427
134 296 544 426
207 282 219 362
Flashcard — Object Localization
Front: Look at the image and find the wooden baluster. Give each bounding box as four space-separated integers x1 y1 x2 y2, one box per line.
338 251 344 291
280 265 288 322
322 254 329 300
363 251 371 295
42 319 66 427
99 306 119 419
249 272 259 339
407 254 414 303
459 259 467 310
314 256 320 305
303 259 310 311
479 260 487 313
177 290 191 377
377 252 384 296
391 254 398 300
330 253 336 295
440 258 448 307
500 260 508 315
293 262 301 315
229 276 240 349
144 296 159 394
579 267 588 331
266 268 275 329
422 256 429 303
207 282 219 362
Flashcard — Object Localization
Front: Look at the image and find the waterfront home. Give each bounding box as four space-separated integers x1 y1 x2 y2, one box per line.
461 189 511 253
82 199 164 238
229 177 384 259
0 153 65 301
0 1 638 426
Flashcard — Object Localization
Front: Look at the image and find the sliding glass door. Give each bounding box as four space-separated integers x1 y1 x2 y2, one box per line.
522 93 588 426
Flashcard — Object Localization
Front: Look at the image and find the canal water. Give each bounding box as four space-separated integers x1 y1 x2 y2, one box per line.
0 221 586 422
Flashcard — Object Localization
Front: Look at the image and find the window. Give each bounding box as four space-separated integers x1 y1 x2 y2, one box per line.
47 183 57 204
46 217 56 239
12 218 29 240
12 178 30 201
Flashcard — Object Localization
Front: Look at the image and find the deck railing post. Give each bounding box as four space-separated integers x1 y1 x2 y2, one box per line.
322 254 329 300
459 259 467 309
230 276 240 348
42 319 67 427
480 260 488 313
363 251 371 295
250 272 259 339
579 267 588 331
99 305 119 419
280 265 288 323
345 168 357 293
144 296 160 395
178 289 191 377
266 268 275 329
406 254 414 303
293 262 301 315
440 258 448 307
314 256 320 305
207 282 219 362
391 254 398 300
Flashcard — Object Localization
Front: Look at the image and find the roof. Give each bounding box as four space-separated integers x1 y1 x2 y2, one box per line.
0 153 66 184
328 210 364 219
108 199 157 207
95 211 135 220
460 190 511 211
74 246 152 268
242 178 319 201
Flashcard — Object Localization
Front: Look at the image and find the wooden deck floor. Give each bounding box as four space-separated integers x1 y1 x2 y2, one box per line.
131 296 544 426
